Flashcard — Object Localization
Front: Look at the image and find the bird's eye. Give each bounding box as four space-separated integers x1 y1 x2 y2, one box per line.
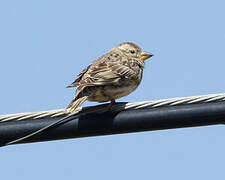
130 50 135 54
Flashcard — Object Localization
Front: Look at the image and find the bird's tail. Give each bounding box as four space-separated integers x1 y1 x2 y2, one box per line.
66 96 88 113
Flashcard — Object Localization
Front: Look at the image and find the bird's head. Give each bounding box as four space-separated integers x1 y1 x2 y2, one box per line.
115 42 154 61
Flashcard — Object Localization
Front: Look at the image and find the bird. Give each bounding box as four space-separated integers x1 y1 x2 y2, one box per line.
66 42 154 112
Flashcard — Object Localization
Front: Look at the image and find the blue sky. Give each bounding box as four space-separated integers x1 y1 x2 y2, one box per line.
1 0 225 179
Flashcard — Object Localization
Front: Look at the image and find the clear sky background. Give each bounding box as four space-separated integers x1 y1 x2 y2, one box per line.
1 0 225 179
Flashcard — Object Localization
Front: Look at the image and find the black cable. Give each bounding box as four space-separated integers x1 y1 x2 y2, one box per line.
0 102 225 146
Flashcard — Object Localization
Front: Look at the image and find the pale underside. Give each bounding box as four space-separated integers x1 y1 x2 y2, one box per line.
87 81 140 102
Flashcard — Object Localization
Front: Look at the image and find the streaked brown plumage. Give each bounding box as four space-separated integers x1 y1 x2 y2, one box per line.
66 42 153 112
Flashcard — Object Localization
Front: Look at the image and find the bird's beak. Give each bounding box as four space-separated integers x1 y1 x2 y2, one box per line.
140 51 154 61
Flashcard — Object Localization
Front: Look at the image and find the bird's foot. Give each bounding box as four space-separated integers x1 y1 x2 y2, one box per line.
107 100 116 111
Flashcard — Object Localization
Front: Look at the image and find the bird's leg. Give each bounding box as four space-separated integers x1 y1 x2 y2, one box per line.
107 99 116 110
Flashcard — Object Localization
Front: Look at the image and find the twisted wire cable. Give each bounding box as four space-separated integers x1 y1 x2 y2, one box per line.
1 93 225 122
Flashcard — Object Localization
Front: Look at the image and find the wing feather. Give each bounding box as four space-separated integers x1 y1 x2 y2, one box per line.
79 59 137 86
67 65 91 88
68 53 140 88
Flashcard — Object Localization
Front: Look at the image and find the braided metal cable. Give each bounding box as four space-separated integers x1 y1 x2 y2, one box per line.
1 93 225 122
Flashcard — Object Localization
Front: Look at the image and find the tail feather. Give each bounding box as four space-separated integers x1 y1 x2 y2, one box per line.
66 96 88 113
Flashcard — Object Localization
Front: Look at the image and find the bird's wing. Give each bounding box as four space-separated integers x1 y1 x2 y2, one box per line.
78 57 137 86
67 65 91 88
